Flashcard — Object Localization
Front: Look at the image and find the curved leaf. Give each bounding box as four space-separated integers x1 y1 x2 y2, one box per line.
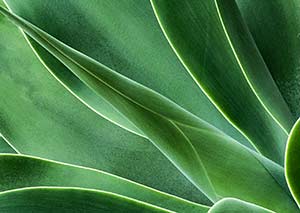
0 7 298 211
181 124 296 212
3 0 250 147
236 0 300 118
0 154 208 213
0 6 220 202
0 11 207 204
209 198 273 213
285 118 300 207
150 0 292 165
0 187 171 213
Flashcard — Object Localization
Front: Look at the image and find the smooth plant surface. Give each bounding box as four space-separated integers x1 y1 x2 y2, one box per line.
0 0 299 212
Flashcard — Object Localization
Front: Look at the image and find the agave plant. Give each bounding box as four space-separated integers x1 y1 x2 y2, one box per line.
0 0 299 212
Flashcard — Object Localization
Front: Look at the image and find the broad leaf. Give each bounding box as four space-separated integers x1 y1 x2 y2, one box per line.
0 7 298 212
151 0 293 165
236 0 300 118
0 5 222 202
0 154 208 213
285 118 300 207
209 198 273 213
3 0 250 147
0 187 171 213
0 9 208 204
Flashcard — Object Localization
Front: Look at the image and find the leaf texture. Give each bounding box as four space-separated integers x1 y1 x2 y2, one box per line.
285 118 300 207
0 154 208 213
0 136 16 154
151 0 292 165
236 0 300 118
0 7 298 212
3 0 250 147
0 10 208 204
0 5 220 202
0 187 172 213
209 198 274 213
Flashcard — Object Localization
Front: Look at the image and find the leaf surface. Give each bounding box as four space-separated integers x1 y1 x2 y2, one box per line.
0 154 208 213
0 187 172 213
209 198 273 213
0 136 16 153
0 5 221 202
236 0 300 118
3 0 250 147
285 118 300 207
151 0 292 165
0 9 207 204
0 7 298 211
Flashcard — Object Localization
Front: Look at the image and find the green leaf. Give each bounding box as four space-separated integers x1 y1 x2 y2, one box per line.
180 125 296 212
0 10 208 204
0 186 276 213
209 198 274 213
0 154 208 213
150 0 293 165
0 5 221 202
0 7 298 211
0 135 16 153
0 187 172 213
3 0 250 147
236 0 300 118
285 118 300 207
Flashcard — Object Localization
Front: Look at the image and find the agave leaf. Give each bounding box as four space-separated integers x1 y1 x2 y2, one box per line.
0 187 172 213
209 198 274 213
0 154 208 213
150 0 293 165
236 0 300 118
285 118 300 207
0 186 275 213
0 155 276 212
3 0 250 147
0 11 208 204
180 124 296 212
0 7 298 212
0 5 221 202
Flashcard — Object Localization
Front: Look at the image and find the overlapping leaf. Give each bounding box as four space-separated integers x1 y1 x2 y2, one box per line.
3 0 250 147
0 187 172 213
236 0 300 118
1 0 299 212
0 5 207 204
0 154 208 213
0 7 298 212
151 0 293 165
208 198 273 213
0 186 274 212
0 6 220 201
0 154 277 213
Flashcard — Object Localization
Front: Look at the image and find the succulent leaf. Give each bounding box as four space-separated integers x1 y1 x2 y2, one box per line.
237 0 300 118
285 118 300 207
0 187 173 213
151 0 293 165
0 6 298 212
3 0 250 146
0 0 300 212
208 198 274 213
0 8 208 204
0 154 208 213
